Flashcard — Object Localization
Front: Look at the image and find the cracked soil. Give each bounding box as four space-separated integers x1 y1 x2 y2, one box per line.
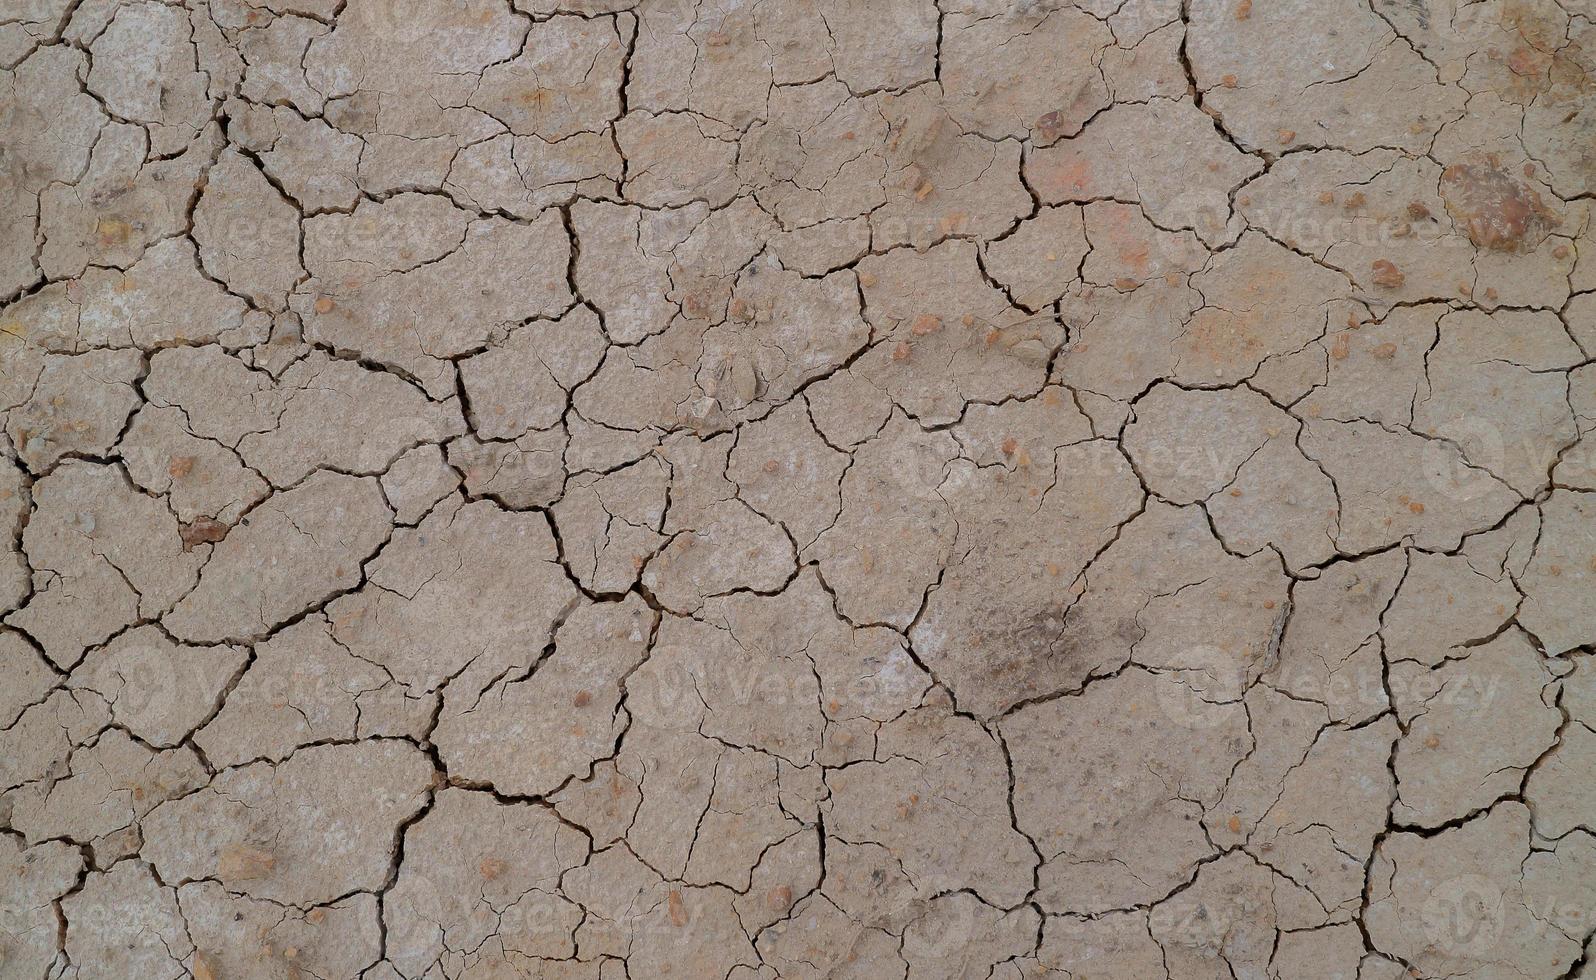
2 0 1596 977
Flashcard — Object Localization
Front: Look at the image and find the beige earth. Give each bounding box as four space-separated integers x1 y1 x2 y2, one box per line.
1 0 1595 977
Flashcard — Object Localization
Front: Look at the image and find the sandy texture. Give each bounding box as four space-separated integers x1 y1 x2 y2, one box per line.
2 0 1594 976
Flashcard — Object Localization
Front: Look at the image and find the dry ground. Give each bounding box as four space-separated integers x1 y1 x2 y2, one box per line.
2 0 1596 977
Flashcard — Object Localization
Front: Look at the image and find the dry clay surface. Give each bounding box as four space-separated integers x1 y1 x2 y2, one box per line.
3 0 1596 976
